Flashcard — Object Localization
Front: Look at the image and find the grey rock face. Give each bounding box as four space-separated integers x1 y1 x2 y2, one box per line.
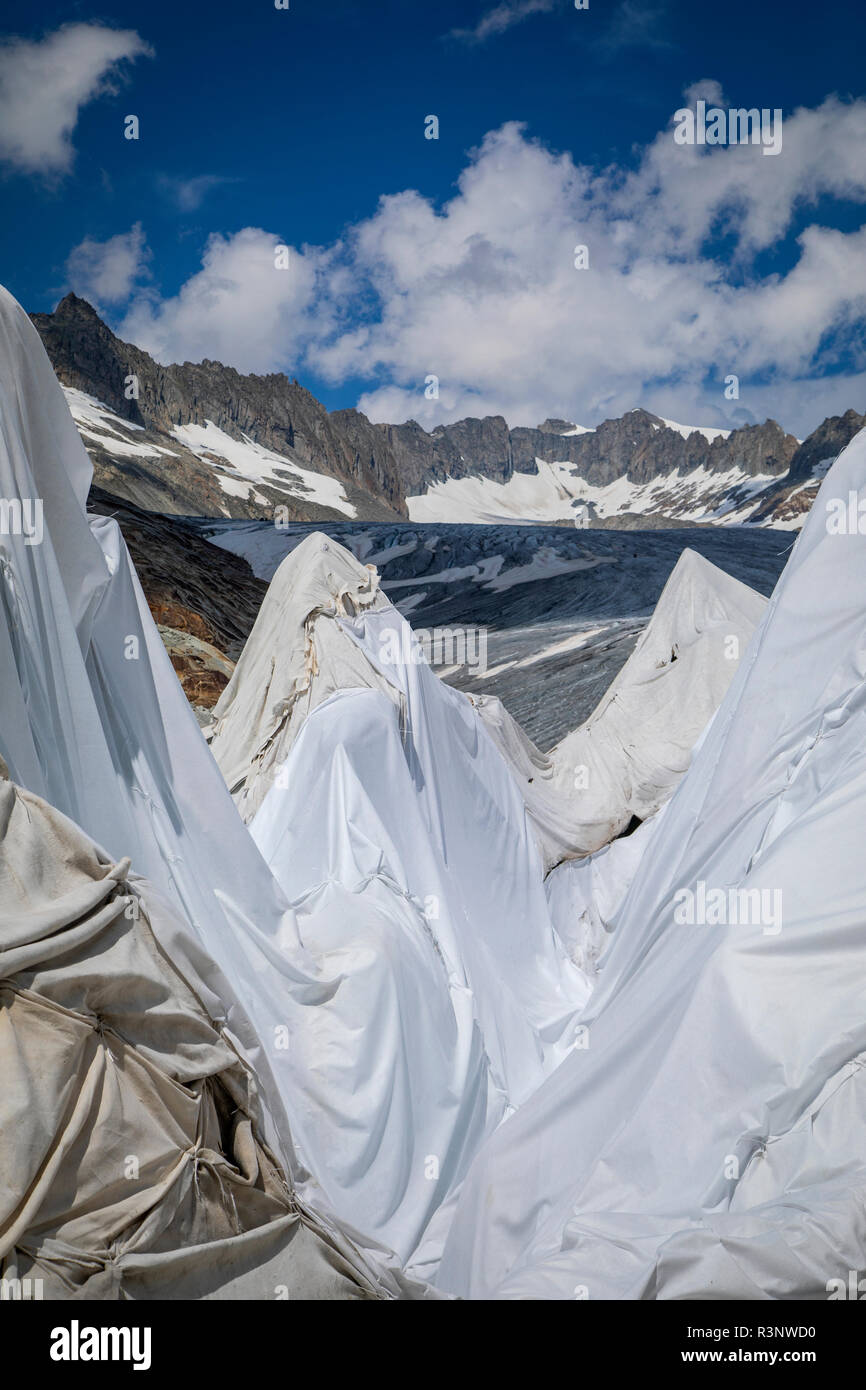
379 416 514 491
32 295 407 520
557 411 798 488
743 407 866 528
373 408 800 496
786 409 866 482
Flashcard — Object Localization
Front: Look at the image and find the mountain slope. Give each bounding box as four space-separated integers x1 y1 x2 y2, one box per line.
747 408 866 528
32 295 406 521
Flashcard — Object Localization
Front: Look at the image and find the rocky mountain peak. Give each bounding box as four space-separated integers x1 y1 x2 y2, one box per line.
786 408 866 482
28 296 864 531
53 292 103 322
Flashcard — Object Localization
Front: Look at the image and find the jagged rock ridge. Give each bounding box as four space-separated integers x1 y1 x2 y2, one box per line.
31 295 864 529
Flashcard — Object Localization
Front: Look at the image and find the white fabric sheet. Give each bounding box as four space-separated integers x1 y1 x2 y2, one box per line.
437 425 866 1299
249 599 593 1264
472 549 765 871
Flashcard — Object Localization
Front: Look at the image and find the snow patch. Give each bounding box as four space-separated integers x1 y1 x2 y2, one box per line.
172 420 357 518
64 387 176 460
656 417 732 443
409 455 781 528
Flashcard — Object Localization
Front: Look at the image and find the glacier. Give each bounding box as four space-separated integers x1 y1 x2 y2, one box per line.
2 280 866 1301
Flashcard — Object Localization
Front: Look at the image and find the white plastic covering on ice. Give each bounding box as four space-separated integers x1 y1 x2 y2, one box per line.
0 285 587 1273
9 274 857 1303
544 808 665 975
211 532 762 1265
472 548 766 871
207 534 397 822
436 426 866 1299
0 285 424 1295
216 550 593 1266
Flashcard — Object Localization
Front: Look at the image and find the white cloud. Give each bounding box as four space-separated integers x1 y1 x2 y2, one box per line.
118 227 330 374
319 106 866 437
104 93 866 438
0 23 152 175
66 223 150 306
607 93 866 256
450 1 556 45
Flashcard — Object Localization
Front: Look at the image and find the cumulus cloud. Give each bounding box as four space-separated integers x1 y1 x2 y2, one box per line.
450 1 556 45
102 91 866 437
66 223 150 306
118 227 332 374
323 103 866 436
0 23 152 175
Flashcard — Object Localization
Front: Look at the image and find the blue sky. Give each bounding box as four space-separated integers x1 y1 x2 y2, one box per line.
1 0 865 435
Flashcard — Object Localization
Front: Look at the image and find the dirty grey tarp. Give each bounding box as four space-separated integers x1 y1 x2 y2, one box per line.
0 758 433 1299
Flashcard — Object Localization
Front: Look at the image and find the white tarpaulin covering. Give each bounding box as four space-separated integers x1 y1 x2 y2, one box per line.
213 546 593 1265
436 426 866 1299
6 276 861 1302
0 284 428 1297
210 530 761 1265
472 548 766 871
0 283 584 1275
206 536 398 822
544 808 665 976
